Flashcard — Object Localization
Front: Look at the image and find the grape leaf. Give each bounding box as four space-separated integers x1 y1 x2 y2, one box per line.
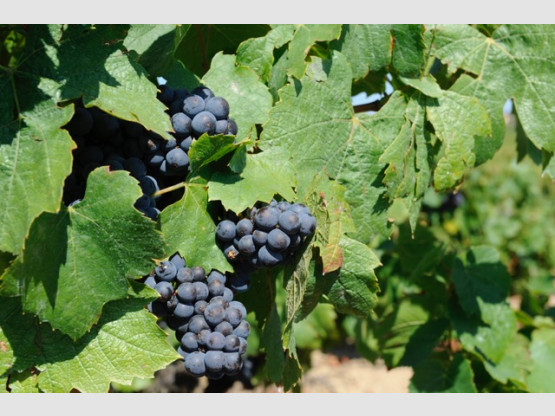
208 147 297 214
123 24 190 76
260 304 284 384
0 168 166 339
176 24 270 77
20 24 173 140
483 333 531 387
391 25 426 77
33 297 179 393
0 98 74 255
331 24 392 80
261 52 394 243
430 24 555 165
202 52 273 142
160 184 232 274
526 327 555 393
6 370 40 393
236 25 296 82
187 133 238 175
410 353 477 393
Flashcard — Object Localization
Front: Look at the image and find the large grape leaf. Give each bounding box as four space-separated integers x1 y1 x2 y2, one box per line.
208 147 297 214
0 96 74 255
0 294 179 393
0 168 166 339
123 24 190 77
159 184 232 274
260 52 395 243
430 24 555 170
202 52 273 142
526 327 555 392
20 24 173 140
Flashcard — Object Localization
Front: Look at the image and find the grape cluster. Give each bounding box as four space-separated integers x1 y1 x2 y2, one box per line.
62 84 236 220
144 253 250 379
215 200 317 277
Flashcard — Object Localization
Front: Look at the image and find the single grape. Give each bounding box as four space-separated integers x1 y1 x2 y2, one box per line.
176 282 197 303
229 301 247 320
194 300 208 315
236 218 254 238
148 151 165 168
237 235 256 255
277 201 291 212
298 212 317 237
169 253 186 270
148 300 170 317
173 302 195 319
144 275 156 289
254 206 280 230
209 296 229 308
106 159 124 171
208 280 225 297
289 203 310 215
191 266 206 282
185 351 206 377
166 294 178 311
234 320 251 339
223 244 240 262
138 175 159 196
177 346 189 360
252 230 268 246
144 207 160 221
204 96 230 120
222 287 234 303
182 95 205 118
124 157 147 178
267 228 291 252
214 321 234 336
181 332 198 351
224 334 241 352
188 315 210 334
164 137 178 152
134 194 154 211
227 118 238 135
223 352 243 375
204 303 226 327
207 331 226 350
257 245 283 267
154 281 174 301
207 270 226 285
197 329 211 347
179 136 193 152
278 210 301 235
204 350 224 372
165 148 189 172
154 261 177 282
215 119 229 134
216 220 237 242
171 112 192 138
238 337 248 354
226 306 243 328
191 111 217 137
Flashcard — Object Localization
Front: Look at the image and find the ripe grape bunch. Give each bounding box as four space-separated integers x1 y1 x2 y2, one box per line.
62 83 237 221
144 253 250 379
216 200 317 271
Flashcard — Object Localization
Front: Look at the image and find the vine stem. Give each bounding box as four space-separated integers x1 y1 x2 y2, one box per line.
353 100 383 114
153 182 186 198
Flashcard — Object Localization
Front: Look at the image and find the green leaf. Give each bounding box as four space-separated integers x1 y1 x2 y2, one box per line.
260 304 284 384
187 133 238 175
208 147 297 214
391 25 426 77
261 52 394 243
483 333 531 387
331 24 392 80
431 24 555 161
202 52 273 141
452 246 511 317
1 168 166 339
35 297 179 393
20 25 173 140
7 369 40 393
327 236 380 317
160 184 232 274
427 91 492 190
285 24 342 79
526 327 555 392
176 24 270 77
123 24 190 76
236 25 296 82
0 98 74 255
410 353 477 393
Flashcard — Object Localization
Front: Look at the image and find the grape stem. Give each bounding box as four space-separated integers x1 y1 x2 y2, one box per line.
353 100 383 114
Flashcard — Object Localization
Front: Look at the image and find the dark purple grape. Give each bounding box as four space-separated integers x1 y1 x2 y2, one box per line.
236 218 254 237
157 84 175 104
204 96 230 120
299 212 317 237
204 350 224 372
207 332 226 350
66 108 93 136
278 210 301 235
173 302 195 319
191 111 217 137
191 266 206 282
207 270 226 285
223 352 243 375
204 303 226 327
139 175 159 196
227 118 238 135
176 282 196 303
154 281 174 301
237 235 256 255
179 136 193 152
214 321 234 336
181 332 198 351
234 320 251 339
169 253 186 270
267 228 291 252
188 315 210 334
252 230 268 246
171 112 192 138
216 220 236 242
155 261 177 282
176 267 194 283
224 334 241 352
193 281 209 301
183 94 205 118
192 86 215 100
257 245 283 267
185 351 206 377
254 206 280 230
